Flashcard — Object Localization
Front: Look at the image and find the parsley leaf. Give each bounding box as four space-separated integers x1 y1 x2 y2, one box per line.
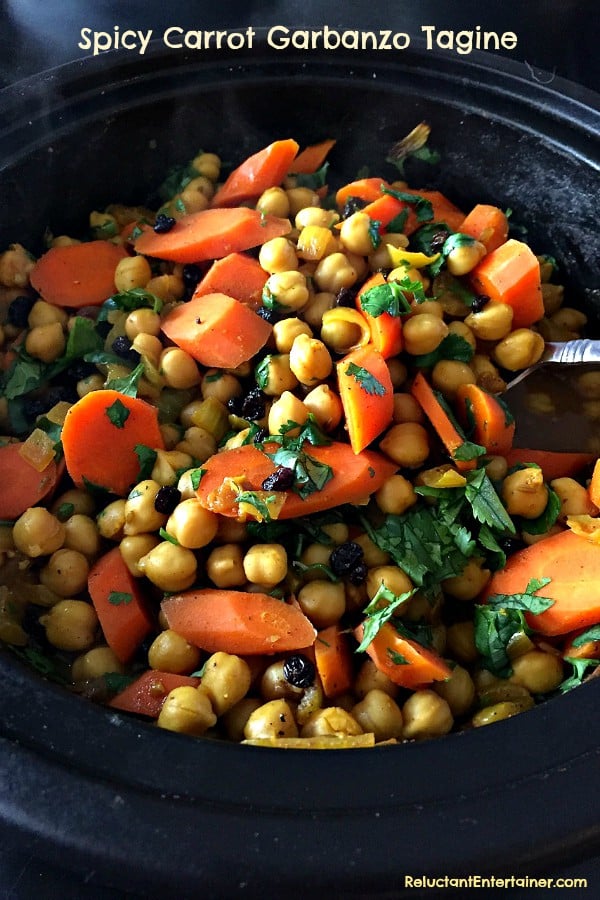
234 491 279 523
254 356 272 390
558 657 600 693
486 577 554 615
134 444 157 481
359 280 414 318
474 605 528 678
108 591 133 606
294 162 330 190
105 362 145 398
387 649 409 666
465 468 516 536
571 625 600 647
345 362 386 396
368 218 382 249
105 398 130 429
263 416 333 501
100 287 163 317
414 333 475 368
381 186 433 223
356 582 417 651
190 468 206 490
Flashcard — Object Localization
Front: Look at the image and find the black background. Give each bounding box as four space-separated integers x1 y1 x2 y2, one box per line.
0 1 598 897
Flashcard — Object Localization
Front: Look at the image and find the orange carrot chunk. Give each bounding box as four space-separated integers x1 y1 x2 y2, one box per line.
134 207 291 263
504 449 594 482
315 625 354 698
469 238 543 328
356 273 403 359
335 178 389 209
210 139 300 208
484 528 600 636
458 204 509 252
61 389 165 496
161 589 317 655
354 621 451 688
0 442 59 520
192 252 268 309
195 441 398 519
361 193 415 234
29 241 128 308
336 346 394 453
88 547 153 663
411 371 477 472
161 292 272 369
588 459 600 509
562 627 600 661
289 139 336 175
455 383 515 457
108 670 201 718
399 188 466 232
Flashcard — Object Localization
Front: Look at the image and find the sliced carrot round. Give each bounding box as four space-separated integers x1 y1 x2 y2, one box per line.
0 442 59 520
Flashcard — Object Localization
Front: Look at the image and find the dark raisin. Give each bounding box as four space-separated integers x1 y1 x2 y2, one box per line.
227 396 244 417
283 654 316 689
7 295 35 328
470 293 490 314
66 360 98 382
154 485 182 515
347 561 368 585
253 427 268 444
111 335 141 365
336 286 359 308
95 320 112 340
342 196 367 219
257 306 275 323
261 466 295 491
182 264 202 290
429 229 451 253
22 397 48 421
329 541 364 577
241 388 266 421
153 213 176 233
46 384 78 405
498 537 524 556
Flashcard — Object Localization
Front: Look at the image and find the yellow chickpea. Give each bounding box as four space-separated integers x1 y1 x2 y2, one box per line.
501 467 549 518
244 699 299 740
179 178 211 213
392 393 424 424
550 477 598 520
339 211 378 256
13 507 65 557
123 480 166 535
446 240 486 276
366 565 413 601
157 685 217 736
96 499 127 540
71 646 124 682
148 629 201 674
313 252 358 294
192 152 221 181
137 541 198 591
302 291 336 328
443 558 491 601
263 270 309 312
25 322 66 363
465 301 514 341
145 274 185 303
114 255 152 292
268 391 308 436
295 207 338 229
509 650 564 693
200 651 253 716
285 187 320 216
243 544 287 588
375 474 418 515
40 600 98 652
125 307 161 341
447 320 477 350
402 690 453 740
256 186 290 218
431 360 476 399
403 313 449 356
206 543 246 588
288 334 332 385
159 347 201 389
27 299 68 329
297 580 346 628
119 534 160 577
259 237 298 274
165 498 218 549
352 689 404 741
493 328 545 372
354 659 399 699
39 548 90 598
303 384 343 432
379 422 430 468
272 318 312 354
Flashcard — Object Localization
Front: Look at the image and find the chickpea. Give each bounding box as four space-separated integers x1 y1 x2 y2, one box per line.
157 685 217 736
297 580 345 628
379 422 430 468
339 212 378 256
431 360 476 399
313 252 358 294
368 234 409 270
243 544 287 588
197 651 252 716
119 534 160 576
446 240 486 276
402 690 453 740
115 255 152 293
502 468 548 518
353 533 390 567
61 515 99 562
403 314 448 356
25 322 66 363
257 354 298 397
206 544 246 588
295 207 338 230
485 455 508 482
392 393 424 424
509 649 564 693
166 498 218 549
433 665 476 716
366 565 413 601
446 621 479 665
289 333 332 385
465 300 513 341
137 541 198 591
179 178 211 213
303 384 343 432
39 549 90 597
222 698 263 742
352 689 404 741
301 707 362 738
443 559 491 601
145 274 185 303
124 480 166 535
243 699 299 740
27 299 68 329
272 317 311 354
192 151 221 181
71 646 124 682
124 309 161 343
375 474 417 516
320 307 370 355
493 328 545 372
285 187 320 216
551 306 587 333
148 629 201 674
176 426 217 463
0 243 34 287
13 507 65 557
259 238 298 274
302 291 336 329
40 600 98 652
256 186 290 218
263 270 309 312
470 354 507 393
577 370 600 400
131 332 162 368
268 391 308 437
447 320 477 350
52 488 95 519
354 659 399 699
258 660 303 702
159 347 201 390
551 477 598 520
96 499 127 540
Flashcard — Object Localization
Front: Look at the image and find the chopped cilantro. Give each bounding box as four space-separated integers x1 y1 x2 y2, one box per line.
105 362 145 398
105 398 130 429
255 355 272 390
55 502 75 522
517 487 561 536
356 582 417 651
368 218 382 249
414 333 475 369
359 281 414 318
108 591 133 606
386 649 409 666
345 362 387 396
134 444 157 481
262 416 333 501
234 491 278 523
294 162 329 190
571 625 600 647
102 672 136 694
101 287 163 317
261 286 283 311
292 560 339 582
381 185 433 223
190 468 207 490
558 657 600 693
385 209 410 234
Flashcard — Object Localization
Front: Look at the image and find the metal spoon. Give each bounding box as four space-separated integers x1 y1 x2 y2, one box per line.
503 339 600 453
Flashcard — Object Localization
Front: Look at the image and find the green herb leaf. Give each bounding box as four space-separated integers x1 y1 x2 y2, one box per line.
190 468 207 490
294 162 329 190
134 444 157 481
465 468 517 536
55 502 75 522
387 649 410 665
105 362 145 398
108 591 133 606
356 582 417 651
381 185 433 223
345 362 386 396
558 657 600 693
234 491 278 523
101 287 163 317
385 209 409 233
474 605 528 677
359 281 413 318
292 560 339 582
261 286 282 312
102 672 136 694
571 625 600 648
105 398 130 429
517 487 561 536
486 577 554 616
368 218 382 249
159 527 180 545
453 440 487 462
158 161 200 201
414 333 475 368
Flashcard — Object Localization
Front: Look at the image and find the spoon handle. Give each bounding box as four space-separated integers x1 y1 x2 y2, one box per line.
543 339 600 365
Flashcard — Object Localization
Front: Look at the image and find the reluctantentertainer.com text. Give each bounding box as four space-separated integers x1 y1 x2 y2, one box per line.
78 25 518 58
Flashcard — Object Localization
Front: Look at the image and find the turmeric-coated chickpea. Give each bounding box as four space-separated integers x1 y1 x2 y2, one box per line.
313 252 358 294
550 306 587 333
166 498 218 549
465 300 513 341
244 699 299 740
289 333 332 385
256 186 290 218
352 689 404 741
179 177 211 212
303 384 343 432
446 620 479 665
375 474 418 515
509 649 564 694
145 274 184 302
402 314 448 356
402 690 453 740
302 291 336 328
431 360 476 399
392 393 424 424
551 477 598 520
192 151 221 181
268 391 308 437
119 533 160 576
148 629 201 674
39 548 90 597
115 255 152 293
176 426 217 463
243 543 287 588
447 320 477 350
379 422 430 468
273 317 312 354
157 685 217 736
295 207 338 230
137 541 197 591
223 698 263 742
201 651 253 715
354 659 399 700
96 499 126 540
285 187 320 216
339 211 378 256
353 533 390 567
159 347 201 389
40 600 98 652
297 580 345 628
259 237 298 274
493 328 545 372
501 467 548 518
206 544 246 588
301 707 362 738
25 322 65 363
71 646 124 682
257 354 298 397
13 507 65 557
366 565 413 602
264 270 309 312
125 306 161 341
443 558 491 601
433 664 476 716
446 239 486 276
124 480 167 535
62 514 101 559
27 299 68 329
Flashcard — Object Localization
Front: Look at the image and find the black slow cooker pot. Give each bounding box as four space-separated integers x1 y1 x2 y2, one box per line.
0 41 599 898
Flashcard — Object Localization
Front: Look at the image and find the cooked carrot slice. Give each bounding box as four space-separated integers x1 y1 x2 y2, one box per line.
29 241 128 308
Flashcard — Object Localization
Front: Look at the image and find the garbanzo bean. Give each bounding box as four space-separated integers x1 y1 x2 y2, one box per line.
256 186 290 218
148 629 201 674
244 699 299 740
71 646 124 682
379 422 430 468
289 333 332 385
402 690 453 740
259 237 298 274
165 498 218 549
352 689 404 741
13 507 65 557
303 384 343 431
115 255 152 293
137 541 198 591
492 328 545 371
264 270 309 311
40 600 98 652
501 467 548 519
201 652 253 715
297 580 346 628
375 474 418 515
60 514 100 557
157 685 217 736
39 549 90 597
243 543 288 588
402 314 448 356
206 544 246 588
